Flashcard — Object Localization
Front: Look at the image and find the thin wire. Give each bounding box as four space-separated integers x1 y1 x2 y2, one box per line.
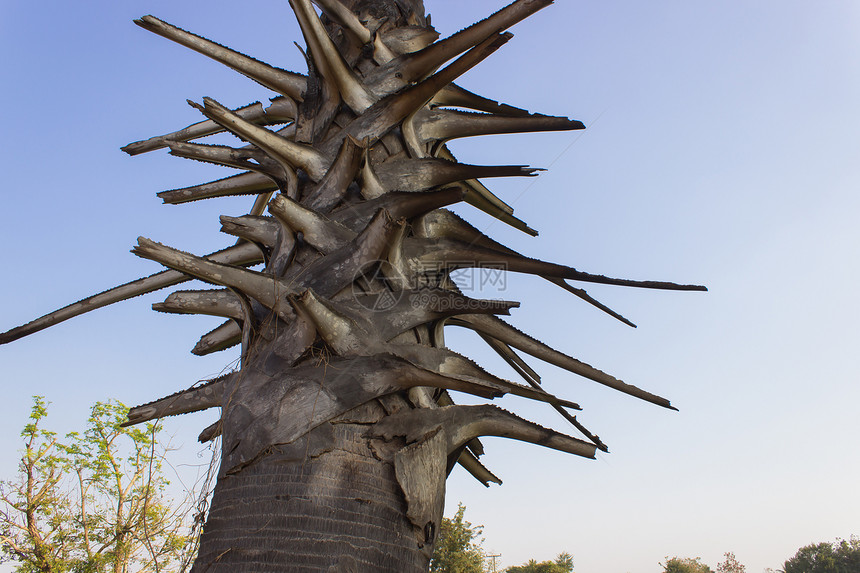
481 106 610 236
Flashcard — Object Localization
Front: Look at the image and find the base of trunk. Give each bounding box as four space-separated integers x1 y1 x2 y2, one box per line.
192 421 430 573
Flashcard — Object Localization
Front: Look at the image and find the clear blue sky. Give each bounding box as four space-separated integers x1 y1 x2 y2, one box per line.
1 1 859 572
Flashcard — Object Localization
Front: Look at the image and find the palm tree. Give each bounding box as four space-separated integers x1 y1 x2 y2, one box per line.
0 0 705 570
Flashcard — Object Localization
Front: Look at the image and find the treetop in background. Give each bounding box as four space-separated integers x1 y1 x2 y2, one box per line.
783 537 860 573
0 397 194 573
505 552 573 573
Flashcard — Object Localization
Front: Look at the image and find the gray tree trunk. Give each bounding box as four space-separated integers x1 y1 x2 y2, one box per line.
193 417 428 572
192 2 437 570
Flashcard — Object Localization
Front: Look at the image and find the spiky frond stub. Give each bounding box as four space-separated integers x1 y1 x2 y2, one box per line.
0 0 705 570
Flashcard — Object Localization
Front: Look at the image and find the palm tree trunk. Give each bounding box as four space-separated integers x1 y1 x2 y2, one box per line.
188 1 434 569
192 417 428 572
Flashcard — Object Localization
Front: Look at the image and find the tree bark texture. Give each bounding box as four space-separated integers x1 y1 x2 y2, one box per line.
193 417 428 572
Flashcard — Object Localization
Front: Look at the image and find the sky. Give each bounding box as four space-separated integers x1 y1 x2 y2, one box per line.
1 1 859 572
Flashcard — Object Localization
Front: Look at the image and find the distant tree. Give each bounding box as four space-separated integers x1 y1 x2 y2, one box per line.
0 397 195 573
716 552 746 573
662 556 714 573
555 552 574 572
506 552 574 572
430 503 486 573
782 537 860 573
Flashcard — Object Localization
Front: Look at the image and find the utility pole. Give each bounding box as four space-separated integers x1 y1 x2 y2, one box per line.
487 553 501 573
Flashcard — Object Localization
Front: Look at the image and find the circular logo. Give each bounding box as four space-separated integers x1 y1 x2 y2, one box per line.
350 260 405 312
